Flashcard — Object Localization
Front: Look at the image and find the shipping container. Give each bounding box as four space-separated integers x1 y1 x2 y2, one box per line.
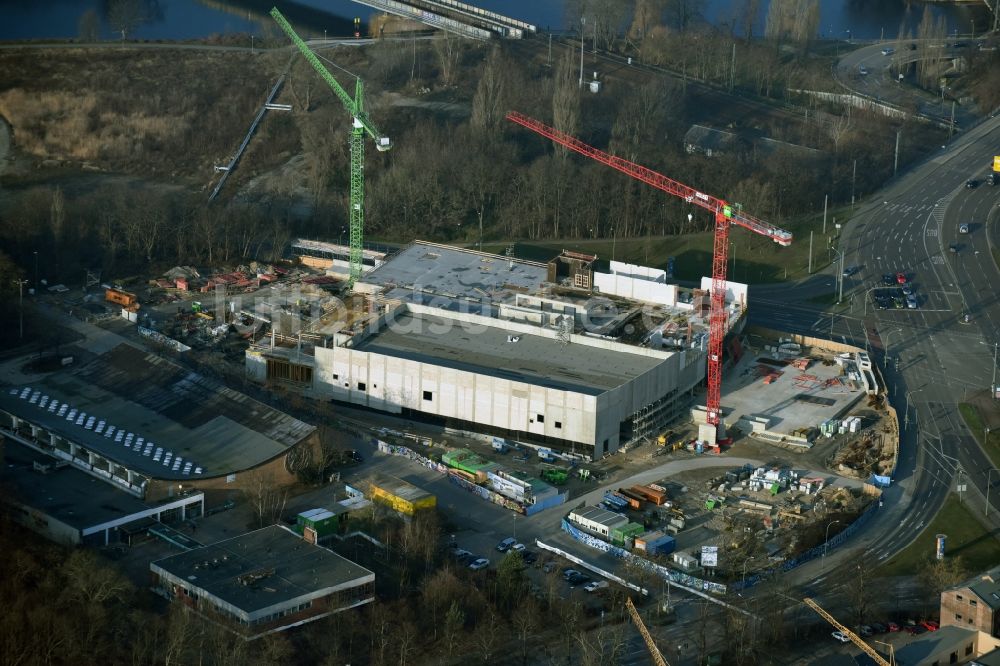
616 487 645 509
295 508 339 538
634 530 676 556
105 288 137 307
609 522 645 546
630 484 668 505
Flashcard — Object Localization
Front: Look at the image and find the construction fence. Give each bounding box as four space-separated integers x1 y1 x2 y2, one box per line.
561 519 729 595
731 490 882 592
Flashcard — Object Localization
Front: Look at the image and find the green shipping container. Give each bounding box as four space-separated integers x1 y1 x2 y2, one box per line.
297 508 338 537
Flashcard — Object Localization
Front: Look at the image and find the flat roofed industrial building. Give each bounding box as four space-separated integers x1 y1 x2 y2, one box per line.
0 438 203 546
354 309 665 394
151 525 374 639
0 343 316 501
309 301 703 458
247 241 745 459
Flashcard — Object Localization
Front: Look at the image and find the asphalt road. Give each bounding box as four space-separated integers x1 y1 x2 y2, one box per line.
834 39 988 128
749 114 1000 593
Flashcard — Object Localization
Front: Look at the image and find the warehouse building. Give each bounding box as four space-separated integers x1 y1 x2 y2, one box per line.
248 241 749 459
151 525 374 639
0 438 203 546
569 506 629 538
0 343 317 502
367 475 436 516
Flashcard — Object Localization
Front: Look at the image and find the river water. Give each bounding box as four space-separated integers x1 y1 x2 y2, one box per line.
0 0 989 42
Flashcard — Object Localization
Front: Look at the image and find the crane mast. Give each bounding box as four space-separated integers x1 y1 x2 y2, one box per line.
505 111 792 431
803 598 893 666
625 598 670 666
270 7 391 284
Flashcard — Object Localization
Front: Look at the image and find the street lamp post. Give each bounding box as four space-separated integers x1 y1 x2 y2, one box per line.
905 388 925 430
822 520 841 572
579 17 586 88
883 329 901 367
611 227 616 263
15 278 28 340
741 559 750 588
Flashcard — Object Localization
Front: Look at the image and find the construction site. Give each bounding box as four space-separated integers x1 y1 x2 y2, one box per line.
0 5 930 664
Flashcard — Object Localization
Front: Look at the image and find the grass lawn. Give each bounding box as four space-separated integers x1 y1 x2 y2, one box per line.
958 403 1000 469
878 493 1000 577
482 206 852 284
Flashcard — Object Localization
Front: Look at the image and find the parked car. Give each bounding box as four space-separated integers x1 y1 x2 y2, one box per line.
468 558 490 571
887 622 900 632
920 620 939 631
511 543 526 553
496 537 517 552
522 551 538 565
882 273 895 286
543 561 556 574
583 581 609 593
567 573 590 586
450 548 473 562
905 624 928 635
906 295 918 309
896 272 907 284
562 568 582 580
870 622 887 634
858 625 874 637
881 47 895 56
832 631 851 643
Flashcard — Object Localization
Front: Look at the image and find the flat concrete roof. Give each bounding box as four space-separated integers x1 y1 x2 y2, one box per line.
151 525 373 615
722 350 864 435
1 440 167 531
370 474 432 502
361 241 549 303
893 625 976 663
354 311 665 394
0 344 315 480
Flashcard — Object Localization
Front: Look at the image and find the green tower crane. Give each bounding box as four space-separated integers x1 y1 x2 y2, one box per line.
270 7 391 284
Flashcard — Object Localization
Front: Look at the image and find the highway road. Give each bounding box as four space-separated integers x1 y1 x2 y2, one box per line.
833 39 993 129
749 114 1000 589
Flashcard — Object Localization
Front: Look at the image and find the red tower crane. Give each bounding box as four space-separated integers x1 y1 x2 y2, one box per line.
506 111 792 433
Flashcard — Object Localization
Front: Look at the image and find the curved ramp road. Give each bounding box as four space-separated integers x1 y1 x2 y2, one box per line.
751 115 1000 584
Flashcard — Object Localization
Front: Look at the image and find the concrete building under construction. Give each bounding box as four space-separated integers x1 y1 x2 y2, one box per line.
248 241 749 459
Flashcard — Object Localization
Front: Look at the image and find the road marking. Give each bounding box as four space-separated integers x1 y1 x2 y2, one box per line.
926 228 938 236
932 255 944 264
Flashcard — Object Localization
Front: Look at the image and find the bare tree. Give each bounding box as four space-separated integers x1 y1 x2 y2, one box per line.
107 0 144 40
241 469 288 529
442 600 465 657
433 33 460 87
63 550 131 605
919 556 967 610
471 47 509 134
827 109 853 153
473 610 503 664
629 0 665 41
77 9 100 41
552 50 580 160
